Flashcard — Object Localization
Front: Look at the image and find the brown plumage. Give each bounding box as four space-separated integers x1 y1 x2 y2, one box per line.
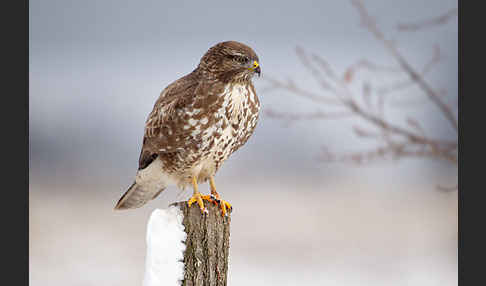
115 41 261 214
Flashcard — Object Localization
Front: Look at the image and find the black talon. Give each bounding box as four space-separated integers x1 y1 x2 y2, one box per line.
210 194 221 204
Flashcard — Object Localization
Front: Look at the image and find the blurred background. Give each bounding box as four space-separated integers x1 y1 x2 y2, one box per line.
29 0 457 285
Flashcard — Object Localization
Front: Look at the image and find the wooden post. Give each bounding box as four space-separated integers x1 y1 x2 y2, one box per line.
170 201 231 286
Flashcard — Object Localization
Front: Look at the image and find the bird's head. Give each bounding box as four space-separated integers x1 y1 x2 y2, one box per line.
197 41 261 83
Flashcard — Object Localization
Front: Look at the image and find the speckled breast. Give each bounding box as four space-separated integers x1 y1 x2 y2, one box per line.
156 82 260 185
190 83 260 179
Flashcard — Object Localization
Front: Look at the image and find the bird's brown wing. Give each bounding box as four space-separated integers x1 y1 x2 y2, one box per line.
137 72 200 170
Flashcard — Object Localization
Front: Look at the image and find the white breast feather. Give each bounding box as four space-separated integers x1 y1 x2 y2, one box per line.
192 84 255 178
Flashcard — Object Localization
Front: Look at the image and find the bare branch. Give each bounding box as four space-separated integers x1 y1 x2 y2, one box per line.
267 47 457 164
423 44 441 75
343 59 403 84
376 44 441 96
264 0 458 186
309 53 340 82
397 8 458 32
296 47 338 92
342 97 444 147
406 117 426 136
350 0 458 132
352 125 381 139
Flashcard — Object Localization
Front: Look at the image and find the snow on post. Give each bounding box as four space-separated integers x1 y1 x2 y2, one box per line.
143 202 231 286
143 207 186 286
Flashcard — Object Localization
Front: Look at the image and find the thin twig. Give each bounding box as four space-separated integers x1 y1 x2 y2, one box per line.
397 8 458 31
351 0 458 132
265 0 458 180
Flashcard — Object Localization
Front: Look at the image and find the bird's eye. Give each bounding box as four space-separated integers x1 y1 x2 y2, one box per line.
232 55 249 64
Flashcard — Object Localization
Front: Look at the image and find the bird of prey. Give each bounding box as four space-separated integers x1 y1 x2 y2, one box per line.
115 41 261 216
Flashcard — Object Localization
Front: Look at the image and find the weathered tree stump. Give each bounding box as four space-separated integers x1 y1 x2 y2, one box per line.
170 201 231 286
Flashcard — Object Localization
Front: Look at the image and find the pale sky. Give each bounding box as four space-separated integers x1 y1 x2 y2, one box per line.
29 0 458 190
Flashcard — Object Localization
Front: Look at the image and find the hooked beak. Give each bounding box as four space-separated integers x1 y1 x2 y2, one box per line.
254 66 261 77
249 60 261 77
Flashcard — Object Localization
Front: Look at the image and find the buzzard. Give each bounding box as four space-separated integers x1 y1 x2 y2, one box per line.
115 41 261 216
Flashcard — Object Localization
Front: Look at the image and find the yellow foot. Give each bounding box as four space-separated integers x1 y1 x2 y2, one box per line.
203 194 232 217
187 193 210 215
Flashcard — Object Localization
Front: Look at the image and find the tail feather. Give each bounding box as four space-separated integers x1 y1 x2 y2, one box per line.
114 182 165 210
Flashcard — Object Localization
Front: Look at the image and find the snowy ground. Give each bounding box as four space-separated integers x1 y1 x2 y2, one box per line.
29 180 457 286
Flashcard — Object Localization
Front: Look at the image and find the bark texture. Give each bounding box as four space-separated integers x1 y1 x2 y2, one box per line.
171 201 231 286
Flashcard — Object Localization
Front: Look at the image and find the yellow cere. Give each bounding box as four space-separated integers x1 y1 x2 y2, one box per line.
249 60 259 70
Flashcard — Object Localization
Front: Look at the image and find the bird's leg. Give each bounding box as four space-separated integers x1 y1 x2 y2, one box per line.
204 176 232 217
187 176 209 215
